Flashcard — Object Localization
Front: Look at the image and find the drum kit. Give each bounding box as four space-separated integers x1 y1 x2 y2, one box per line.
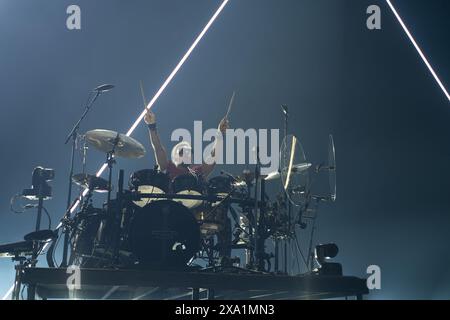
51 126 337 273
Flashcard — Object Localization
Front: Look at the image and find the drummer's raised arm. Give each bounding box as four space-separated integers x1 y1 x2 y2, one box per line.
144 110 169 171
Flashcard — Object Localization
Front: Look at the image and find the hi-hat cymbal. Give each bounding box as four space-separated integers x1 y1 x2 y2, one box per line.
85 129 146 159
72 173 111 193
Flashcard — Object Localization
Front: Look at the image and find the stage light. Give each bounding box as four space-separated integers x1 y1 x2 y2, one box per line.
315 243 339 264
314 243 342 276
386 0 449 102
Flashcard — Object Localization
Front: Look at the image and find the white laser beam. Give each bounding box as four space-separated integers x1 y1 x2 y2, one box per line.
1 286 13 300
386 0 449 101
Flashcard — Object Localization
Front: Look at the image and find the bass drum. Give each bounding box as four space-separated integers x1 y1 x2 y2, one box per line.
128 200 200 268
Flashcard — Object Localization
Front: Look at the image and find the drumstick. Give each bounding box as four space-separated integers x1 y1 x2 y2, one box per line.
140 80 148 106
225 90 236 120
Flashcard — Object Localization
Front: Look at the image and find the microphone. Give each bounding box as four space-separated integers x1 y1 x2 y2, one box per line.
93 84 115 93
281 105 289 116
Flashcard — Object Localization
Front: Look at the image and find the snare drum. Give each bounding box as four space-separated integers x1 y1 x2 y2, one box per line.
129 169 170 207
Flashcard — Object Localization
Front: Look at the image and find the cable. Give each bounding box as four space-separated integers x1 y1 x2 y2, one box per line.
10 194 26 214
10 195 52 230
42 207 52 230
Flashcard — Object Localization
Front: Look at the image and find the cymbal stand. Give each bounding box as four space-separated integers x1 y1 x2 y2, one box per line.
282 105 290 274
106 133 120 208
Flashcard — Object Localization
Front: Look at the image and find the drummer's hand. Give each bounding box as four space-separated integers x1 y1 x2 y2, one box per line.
218 117 229 134
144 109 156 124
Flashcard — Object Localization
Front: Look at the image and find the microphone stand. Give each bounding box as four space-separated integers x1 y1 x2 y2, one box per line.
60 89 102 267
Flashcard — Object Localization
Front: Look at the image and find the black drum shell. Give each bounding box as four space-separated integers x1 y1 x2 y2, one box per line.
71 207 106 259
171 174 204 194
171 174 205 208
207 176 233 195
129 169 170 193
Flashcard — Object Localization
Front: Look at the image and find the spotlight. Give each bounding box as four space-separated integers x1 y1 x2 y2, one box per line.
315 243 338 263
314 243 342 276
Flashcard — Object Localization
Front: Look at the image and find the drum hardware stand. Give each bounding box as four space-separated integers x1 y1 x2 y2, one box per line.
284 198 292 273
106 133 120 208
11 255 29 300
46 194 82 268
111 169 125 265
284 106 290 274
106 151 116 207
61 88 105 267
251 145 271 272
80 137 89 191
250 147 260 270
91 137 121 265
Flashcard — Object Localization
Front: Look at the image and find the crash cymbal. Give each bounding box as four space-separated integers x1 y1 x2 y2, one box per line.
85 129 146 159
72 173 111 193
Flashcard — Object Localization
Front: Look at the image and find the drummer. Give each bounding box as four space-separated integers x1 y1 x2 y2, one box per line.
143 109 229 180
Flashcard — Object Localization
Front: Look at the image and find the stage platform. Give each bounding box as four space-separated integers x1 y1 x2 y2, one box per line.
19 267 369 300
